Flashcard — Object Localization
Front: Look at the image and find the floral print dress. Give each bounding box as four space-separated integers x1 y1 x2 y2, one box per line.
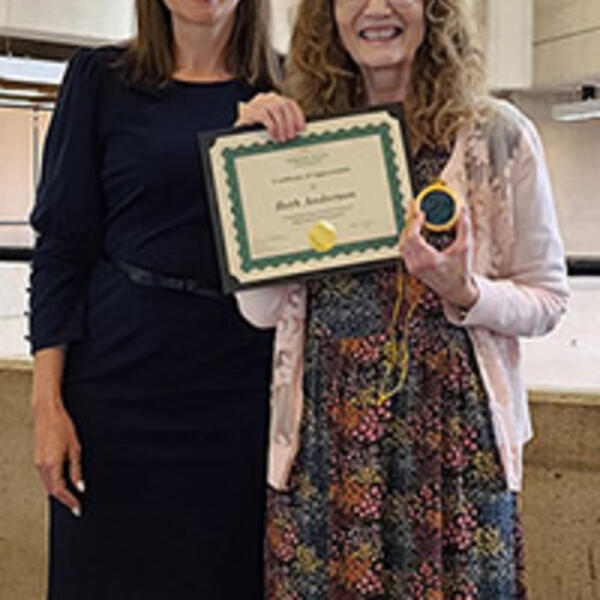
264 148 527 600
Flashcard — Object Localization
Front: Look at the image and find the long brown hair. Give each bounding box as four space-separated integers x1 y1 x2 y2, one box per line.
119 0 281 90
286 0 486 151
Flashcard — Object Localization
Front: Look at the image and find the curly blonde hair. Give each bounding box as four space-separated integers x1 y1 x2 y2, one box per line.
285 0 485 151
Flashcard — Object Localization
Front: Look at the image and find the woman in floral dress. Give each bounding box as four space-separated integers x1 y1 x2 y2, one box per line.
238 0 569 597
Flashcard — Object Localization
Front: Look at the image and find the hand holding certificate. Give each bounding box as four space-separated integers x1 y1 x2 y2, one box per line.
199 105 415 292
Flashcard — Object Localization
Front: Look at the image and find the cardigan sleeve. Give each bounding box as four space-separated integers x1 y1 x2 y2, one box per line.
446 112 569 337
235 285 292 328
29 49 105 353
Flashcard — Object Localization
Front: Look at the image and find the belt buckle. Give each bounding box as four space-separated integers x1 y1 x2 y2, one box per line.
184 280 198 294
164 276 185 292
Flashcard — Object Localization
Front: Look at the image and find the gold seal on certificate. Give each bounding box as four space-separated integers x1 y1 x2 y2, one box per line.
415 180 462 232
199 105 414 292
308 221 337 252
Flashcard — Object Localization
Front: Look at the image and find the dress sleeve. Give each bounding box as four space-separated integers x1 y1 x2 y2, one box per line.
29 48 105 353
445 112 570 337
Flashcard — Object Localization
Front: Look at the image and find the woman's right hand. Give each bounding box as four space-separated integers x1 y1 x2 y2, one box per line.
236 92 306 142
32 345 84 517
33 398 84 516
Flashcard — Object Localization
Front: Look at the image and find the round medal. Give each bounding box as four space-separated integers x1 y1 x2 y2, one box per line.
414 181 462 232
308 220 337 252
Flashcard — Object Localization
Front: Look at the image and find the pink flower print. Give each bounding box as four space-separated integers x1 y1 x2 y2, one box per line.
356 567 384 596
444 504 478 551
354 484 383 520
407 561 442 599
444 423 478 471
353 407 385 444
453 580 478 600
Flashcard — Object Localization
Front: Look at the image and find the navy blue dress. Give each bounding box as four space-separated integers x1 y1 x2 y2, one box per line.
30 47 273 599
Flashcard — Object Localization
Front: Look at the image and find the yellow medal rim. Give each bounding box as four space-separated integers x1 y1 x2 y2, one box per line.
414 181 462 232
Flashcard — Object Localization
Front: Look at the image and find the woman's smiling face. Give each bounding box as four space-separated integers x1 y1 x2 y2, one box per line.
334 0 425 75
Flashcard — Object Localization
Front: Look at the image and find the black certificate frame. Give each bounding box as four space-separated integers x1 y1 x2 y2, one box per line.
199 103 416 294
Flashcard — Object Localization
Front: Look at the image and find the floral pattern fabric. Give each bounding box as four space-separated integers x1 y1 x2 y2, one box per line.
264 148 527 600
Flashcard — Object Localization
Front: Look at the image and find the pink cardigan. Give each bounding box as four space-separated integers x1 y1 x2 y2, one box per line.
237 100 569 493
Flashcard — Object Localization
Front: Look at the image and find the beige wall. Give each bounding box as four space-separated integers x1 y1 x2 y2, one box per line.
0 265 29 359
0 0 134 44
0 107 49 247
267 0 600 91
0 0 293 50
534 0 600 87
2 0 599 89
512 91 600 393
270 0 298 54
0 109 32 222
486 0 533 90
511 92 600 256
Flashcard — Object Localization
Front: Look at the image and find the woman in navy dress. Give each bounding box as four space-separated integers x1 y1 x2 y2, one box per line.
29 1 303 598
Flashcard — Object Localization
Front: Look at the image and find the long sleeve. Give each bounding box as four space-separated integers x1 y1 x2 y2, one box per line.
29 49 105 353
446 113 569 337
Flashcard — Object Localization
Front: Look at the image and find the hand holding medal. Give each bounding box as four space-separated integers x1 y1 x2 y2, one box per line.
399 182 479 311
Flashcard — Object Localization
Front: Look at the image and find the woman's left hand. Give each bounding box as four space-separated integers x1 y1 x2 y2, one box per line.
400 205 479 310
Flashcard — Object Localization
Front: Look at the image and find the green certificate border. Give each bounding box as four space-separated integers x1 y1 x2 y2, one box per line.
222 123 405 273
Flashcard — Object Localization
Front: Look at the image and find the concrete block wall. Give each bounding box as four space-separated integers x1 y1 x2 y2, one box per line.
0 362 45 600
524 393 600 600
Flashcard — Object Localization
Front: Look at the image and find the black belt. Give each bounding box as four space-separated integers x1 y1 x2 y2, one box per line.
105 257 224 300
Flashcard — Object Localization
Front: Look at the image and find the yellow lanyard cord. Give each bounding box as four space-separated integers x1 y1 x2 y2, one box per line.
376 270 422 405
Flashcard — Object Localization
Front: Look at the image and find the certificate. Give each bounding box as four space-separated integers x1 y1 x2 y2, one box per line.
199 105 414 292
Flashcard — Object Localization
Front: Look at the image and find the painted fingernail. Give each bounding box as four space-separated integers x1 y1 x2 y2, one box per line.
72 507 82 518
76 480 86 493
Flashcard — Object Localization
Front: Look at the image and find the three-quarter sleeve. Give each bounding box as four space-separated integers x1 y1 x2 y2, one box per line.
29 49 105 353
